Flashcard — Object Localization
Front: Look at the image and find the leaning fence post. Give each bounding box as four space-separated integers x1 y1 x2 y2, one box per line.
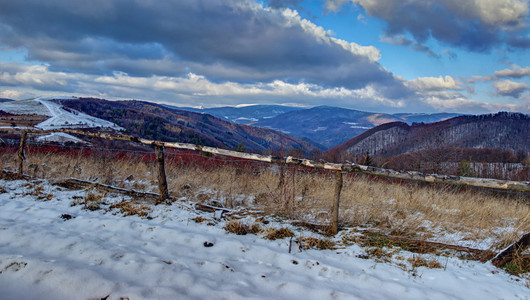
491 232 530 268
17 131 27 179
331 170 343 235
154 144 170 203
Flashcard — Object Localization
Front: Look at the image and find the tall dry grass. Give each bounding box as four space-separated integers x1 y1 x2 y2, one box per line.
1 146 528 250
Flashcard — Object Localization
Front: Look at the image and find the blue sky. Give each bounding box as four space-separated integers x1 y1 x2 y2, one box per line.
0 0 528 114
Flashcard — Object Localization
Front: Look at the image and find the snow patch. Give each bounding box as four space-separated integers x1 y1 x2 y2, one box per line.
235 117 258 122
35 132 87 144
343 122 373 130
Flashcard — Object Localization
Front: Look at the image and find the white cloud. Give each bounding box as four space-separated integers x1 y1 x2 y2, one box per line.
0 89 25 99
447 0 529 26
282 8 381 62
1 62 527 114
492 79 529 97
326 0 530 51
494 65 530 78
407 76 462 91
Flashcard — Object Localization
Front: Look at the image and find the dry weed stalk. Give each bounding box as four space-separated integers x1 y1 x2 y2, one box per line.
1 148 529 250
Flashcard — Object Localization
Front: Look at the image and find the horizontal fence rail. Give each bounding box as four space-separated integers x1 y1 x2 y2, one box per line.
1 127 529 192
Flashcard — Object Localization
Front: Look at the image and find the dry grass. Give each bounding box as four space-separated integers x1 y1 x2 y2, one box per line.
408 255 443 269
2 147 529 252
224 220 263 235
264 227 295 240
300 236 336 250
72 192 105 211
109 199 151 217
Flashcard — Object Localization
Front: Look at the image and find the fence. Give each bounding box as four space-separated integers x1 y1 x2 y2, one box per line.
1 127 530 265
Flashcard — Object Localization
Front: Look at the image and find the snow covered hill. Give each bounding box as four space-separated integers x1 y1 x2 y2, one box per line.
0 97 123 131
0 178 528 300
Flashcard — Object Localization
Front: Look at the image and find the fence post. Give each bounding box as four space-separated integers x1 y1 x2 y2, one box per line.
491 232 530 268
17 131 27 179
155 144 169 203
331 170 343 235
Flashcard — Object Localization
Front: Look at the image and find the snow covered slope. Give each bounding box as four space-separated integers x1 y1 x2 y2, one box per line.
35 132 87 144
0 97 123 130
0 178 528 300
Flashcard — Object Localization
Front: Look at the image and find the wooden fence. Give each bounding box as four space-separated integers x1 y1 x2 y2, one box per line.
1 127 529 267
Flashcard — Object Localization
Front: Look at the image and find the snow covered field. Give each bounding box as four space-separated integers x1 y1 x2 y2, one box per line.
0 178 528 300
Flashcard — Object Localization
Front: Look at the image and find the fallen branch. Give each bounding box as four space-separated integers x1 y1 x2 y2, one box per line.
55 178 162 201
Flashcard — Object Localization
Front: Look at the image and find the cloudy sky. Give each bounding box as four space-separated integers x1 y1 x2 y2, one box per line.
0 0 529 114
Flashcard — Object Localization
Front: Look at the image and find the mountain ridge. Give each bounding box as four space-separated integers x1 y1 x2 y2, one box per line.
327 112 530 161
57 98 320 154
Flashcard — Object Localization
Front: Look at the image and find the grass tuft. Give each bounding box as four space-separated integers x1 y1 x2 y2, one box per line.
301 236 336 250
109 199 151 217
264 227 294 240
408 255 443 269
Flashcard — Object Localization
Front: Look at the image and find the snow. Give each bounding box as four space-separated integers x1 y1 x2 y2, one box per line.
0 97 123 131
34 98 123 130
35 132 87 144
342 122 373 130
0 99 53 116
0 178 528 300
235 117 258 122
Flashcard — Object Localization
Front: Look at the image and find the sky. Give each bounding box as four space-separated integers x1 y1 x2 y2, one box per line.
0 0 529 114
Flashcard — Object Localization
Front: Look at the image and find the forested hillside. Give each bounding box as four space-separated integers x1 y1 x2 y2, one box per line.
329 112 529 158
59 98 320 154
326 112 530 180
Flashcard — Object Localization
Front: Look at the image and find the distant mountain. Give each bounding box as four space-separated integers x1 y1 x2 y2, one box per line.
253 106 392 149
252 106 461 149
394 112 463 124
60 98 320 154
327 112 530 161
166 104 303 124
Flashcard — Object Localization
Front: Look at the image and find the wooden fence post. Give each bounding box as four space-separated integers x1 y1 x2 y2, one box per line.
155 144 170 204
17 131 27 179
491 232 530 268
331 170 343 235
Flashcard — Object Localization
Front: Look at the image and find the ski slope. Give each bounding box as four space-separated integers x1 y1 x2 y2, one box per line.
34 97 123 130
0 97 123 131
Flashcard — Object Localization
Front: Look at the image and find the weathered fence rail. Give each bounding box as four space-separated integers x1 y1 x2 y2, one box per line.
2 128 529 192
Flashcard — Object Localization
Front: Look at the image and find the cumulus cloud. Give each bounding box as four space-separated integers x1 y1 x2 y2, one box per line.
407 76 462 91
0 62 412 111
0 89 27 99
327 0 530 51
492 79 529 97
0 0 402 94
2 62 526 114
494 65 530 78
467 65 530 83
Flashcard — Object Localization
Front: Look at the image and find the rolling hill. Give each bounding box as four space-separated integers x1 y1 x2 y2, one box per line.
169 104 303 124
327 112 530 160
253 106 461 149
58 98 320 154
